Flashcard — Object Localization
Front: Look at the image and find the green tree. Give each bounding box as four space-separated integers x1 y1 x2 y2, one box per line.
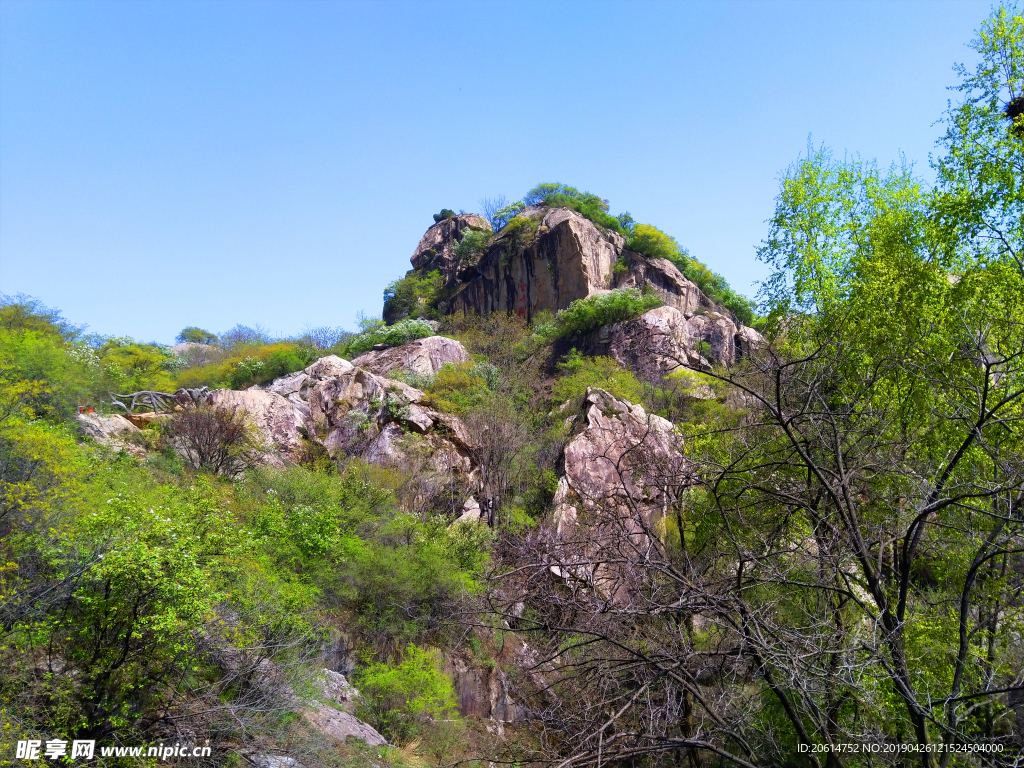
355 644 458 744
175 326 218 345
932 4 1023 272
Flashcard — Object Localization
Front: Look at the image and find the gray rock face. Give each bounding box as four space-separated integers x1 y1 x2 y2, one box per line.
202 351 474 478
451 208 623 320
206 389 308 465
351 335 471 378
304 703 388 747
399 206 761 377
77 412 140 441
300 668 387 747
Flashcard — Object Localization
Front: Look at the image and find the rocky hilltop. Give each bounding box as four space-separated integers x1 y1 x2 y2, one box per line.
389 205 760 370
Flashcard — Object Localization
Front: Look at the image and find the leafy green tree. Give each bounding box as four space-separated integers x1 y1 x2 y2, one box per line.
175 326 218 345
453 227 492 265
932 4 1023 272
355 644 458 744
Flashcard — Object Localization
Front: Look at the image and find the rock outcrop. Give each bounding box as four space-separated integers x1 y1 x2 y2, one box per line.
450 207 623 319
77 412 140 441
553 387 688 537
351 335 470 378
397 205 760 371
183 350 475 479
207 389 307 465
578 305 760 382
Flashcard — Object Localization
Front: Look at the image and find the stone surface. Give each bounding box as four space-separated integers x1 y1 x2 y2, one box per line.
303 703 388 747
318 669 360 714
351 335 471 378
206 389 307 464
454 496 482 524
305 355 355 380
580 305 763 380
445 651 520 722
451 208 623 321
553 387 688 537
306 366 424 454
122 411 172 429
252 757 307 768
77 412 140 440
579 306 704 382
613 255 710 316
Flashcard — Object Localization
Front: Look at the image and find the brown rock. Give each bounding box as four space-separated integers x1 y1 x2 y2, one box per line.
553 387 688 537
123 411 172 429
580 305 764 381
351 336 470 378
579 306 704 383
451 208 622 321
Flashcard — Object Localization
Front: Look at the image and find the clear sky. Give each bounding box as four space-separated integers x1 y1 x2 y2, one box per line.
0 0 994 343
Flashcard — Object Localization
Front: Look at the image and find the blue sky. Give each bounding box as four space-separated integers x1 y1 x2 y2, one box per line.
0 0 993 343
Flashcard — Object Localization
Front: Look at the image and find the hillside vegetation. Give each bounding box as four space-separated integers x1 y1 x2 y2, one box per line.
0 7 1021 768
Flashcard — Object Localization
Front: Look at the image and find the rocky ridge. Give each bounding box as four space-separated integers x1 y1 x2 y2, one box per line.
396 206 761 372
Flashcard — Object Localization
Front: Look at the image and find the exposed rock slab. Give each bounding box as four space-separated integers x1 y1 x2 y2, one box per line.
580 305 764 380
77 412 140 441
553 388 688 537
206 389 307 464
351 335 470 378
303 704 387 747
397 214 492 308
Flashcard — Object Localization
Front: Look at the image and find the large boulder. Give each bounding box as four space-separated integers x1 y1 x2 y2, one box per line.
77 412 140 441
553 388 688 537
206 389 307 465
579 305 764 381
351 335 471 378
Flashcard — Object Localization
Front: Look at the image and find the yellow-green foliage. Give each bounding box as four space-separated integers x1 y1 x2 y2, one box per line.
551 352 648 406
99 338 178 393
626 223 756 324
354 644 458 745
421 362 490 414
534 288 663 342
174 341 309 390
383 269 445 321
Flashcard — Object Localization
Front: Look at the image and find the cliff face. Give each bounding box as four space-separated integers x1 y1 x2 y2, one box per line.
449 207 623 319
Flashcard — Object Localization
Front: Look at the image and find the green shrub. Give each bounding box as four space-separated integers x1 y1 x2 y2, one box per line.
175 327 217 345
626 223 756 325
432 209 456 223
552 352 649 405
383 270 444 322
491 200 526 230
453 228 492 265
355 644 458 745
342 318 437 357
534 288 662 342
500 214 539 249
421 362 490 414
523 183 622 231
176 341 313 390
